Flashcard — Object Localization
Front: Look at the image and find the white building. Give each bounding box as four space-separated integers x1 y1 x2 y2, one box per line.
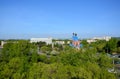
30 38 52 44
87 36 111 43
87 39 96 44
0 41 7 47
54 41 65 44
53 40 71 45
93 36 111 41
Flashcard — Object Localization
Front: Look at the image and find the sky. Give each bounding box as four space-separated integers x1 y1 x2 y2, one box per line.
0 0 120 39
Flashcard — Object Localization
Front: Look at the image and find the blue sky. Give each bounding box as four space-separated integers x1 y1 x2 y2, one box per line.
0 0 120 39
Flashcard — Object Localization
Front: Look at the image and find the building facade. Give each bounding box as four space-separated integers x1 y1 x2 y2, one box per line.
30 38 52 44
93 36 111 41
87 36 111 43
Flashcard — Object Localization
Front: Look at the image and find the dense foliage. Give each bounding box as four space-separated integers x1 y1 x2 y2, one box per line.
0 39 118 79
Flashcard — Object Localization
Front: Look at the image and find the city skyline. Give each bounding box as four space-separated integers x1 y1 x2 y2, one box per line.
0 0 120 39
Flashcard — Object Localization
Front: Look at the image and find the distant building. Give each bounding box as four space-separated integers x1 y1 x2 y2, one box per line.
67 41 71 44
1 41 7 47
53 40 71 45
93 36 111 41
30 38 52 44
87 39 96 44
87 36 111 43
54 41 65 44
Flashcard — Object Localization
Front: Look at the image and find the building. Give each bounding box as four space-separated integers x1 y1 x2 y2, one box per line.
93 36 111 41
53 40 71 45
87 36 111 43
87 39 96 44
30 38 52 44
54 41 65 44
0 41 7 48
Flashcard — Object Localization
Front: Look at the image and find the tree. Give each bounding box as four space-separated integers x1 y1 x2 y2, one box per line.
117 40 120 53
0 40 1 45
41 46 51 53
117 40 120 47
36 41 46 48
0 57 22 79
106 38 118 53
81 40 89 48
96 40 107 52
0 39 116 79
117 47 120 53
